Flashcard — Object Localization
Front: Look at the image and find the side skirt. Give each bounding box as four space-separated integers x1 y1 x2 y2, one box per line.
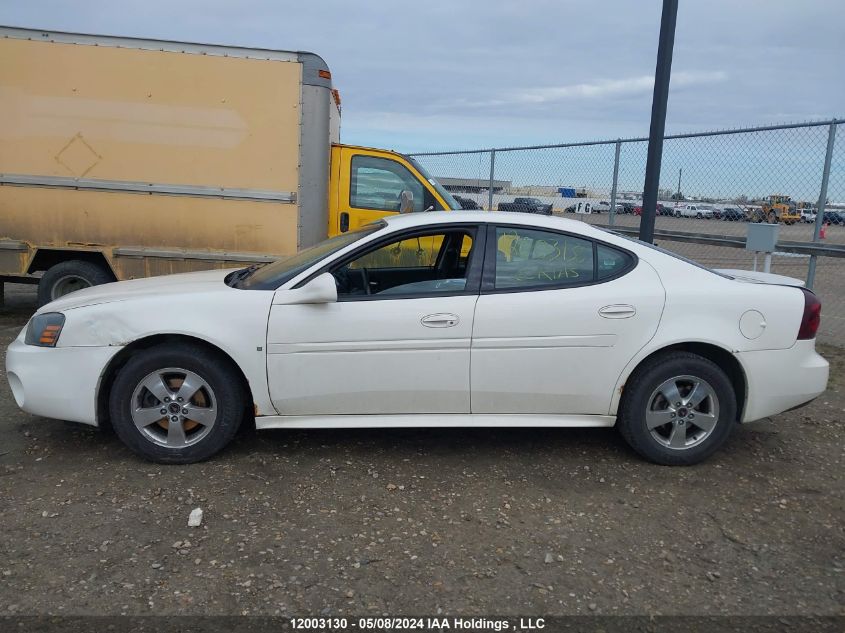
255 414 617 431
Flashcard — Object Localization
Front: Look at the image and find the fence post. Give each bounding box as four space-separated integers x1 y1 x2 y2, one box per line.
609 140 621 227
487 150 496 211
639 0 678 243
807 120 837 290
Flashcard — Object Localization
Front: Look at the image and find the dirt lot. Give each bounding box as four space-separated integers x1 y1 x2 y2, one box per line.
0 284 842 617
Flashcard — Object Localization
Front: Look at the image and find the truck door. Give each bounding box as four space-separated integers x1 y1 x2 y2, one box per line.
329 146 453 237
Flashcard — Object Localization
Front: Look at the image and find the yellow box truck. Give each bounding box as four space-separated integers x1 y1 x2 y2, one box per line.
0 26 459 304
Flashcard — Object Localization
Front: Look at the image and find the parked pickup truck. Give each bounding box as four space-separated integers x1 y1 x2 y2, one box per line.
453 195 482 210
497 197 553 215
674 204 715 219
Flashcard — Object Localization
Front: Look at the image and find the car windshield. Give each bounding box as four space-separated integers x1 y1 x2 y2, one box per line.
405 155 462 210
233 223 384 290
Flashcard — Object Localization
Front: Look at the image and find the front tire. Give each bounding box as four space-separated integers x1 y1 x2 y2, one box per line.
617 352 736 465
109 343 246 464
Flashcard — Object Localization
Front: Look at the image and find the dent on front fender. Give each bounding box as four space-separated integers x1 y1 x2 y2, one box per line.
58 308 138 347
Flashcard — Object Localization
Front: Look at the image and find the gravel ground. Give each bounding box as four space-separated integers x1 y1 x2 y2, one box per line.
0 284 842 617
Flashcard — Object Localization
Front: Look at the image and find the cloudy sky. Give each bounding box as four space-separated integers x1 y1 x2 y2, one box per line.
2 0 842 152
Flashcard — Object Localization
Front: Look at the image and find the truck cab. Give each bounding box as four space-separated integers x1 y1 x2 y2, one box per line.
329 145 460 236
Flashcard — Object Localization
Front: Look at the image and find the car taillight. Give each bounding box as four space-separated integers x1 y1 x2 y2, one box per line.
797 288 821 340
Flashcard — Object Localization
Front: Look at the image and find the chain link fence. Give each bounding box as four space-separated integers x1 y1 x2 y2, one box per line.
410 119 845 347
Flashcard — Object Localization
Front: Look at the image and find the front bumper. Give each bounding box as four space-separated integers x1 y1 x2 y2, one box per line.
738 340 829 423
5 338 122 426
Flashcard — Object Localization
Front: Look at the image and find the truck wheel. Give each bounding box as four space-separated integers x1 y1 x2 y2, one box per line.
38 260 115 306
109 343 246 464
617 351 736 466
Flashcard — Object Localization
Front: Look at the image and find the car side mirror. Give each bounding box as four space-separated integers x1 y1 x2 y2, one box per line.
399 190 414 214
275 272 337 305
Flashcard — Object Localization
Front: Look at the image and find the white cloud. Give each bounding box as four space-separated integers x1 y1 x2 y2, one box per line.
0 0 840 149
442 71 728 109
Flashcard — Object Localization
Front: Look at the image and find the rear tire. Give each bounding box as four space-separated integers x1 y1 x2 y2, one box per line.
38 260 114 306
109 343 246 464
617 351 737 466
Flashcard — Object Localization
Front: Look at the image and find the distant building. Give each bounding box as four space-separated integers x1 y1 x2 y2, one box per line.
436 177 511 194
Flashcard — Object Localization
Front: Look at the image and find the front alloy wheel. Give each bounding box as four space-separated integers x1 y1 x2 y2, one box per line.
131 368 218 448
109 343 246 463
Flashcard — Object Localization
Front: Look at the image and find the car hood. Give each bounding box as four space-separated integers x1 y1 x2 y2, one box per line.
715 269 805 287
39 268 237 313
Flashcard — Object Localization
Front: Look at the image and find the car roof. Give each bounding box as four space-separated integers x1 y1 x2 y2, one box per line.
381 210 606 236
374 211 713 276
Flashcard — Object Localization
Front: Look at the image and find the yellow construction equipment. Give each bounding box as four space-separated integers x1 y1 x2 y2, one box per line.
753 195 801 225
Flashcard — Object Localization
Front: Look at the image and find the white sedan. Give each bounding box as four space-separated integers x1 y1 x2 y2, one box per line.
5 212 829 465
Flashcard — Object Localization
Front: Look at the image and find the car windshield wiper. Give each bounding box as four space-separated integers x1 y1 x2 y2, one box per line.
228 263 265 286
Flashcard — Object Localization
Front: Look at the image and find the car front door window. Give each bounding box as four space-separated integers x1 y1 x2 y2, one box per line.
332 230 476 299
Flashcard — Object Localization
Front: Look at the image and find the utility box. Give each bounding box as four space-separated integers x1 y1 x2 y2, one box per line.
746 223 780 252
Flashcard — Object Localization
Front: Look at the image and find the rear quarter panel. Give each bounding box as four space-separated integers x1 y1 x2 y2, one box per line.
607 252 805 414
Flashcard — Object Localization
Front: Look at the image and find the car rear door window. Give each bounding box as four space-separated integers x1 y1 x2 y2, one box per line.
493 227 594 290
596 244 633 280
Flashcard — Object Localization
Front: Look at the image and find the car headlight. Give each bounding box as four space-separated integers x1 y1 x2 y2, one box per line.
25 312 66 347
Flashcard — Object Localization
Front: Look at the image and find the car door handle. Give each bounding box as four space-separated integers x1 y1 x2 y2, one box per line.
421 313 459 328
599 304 636 319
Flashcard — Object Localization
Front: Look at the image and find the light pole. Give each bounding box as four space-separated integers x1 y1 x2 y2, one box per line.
640 0 679 243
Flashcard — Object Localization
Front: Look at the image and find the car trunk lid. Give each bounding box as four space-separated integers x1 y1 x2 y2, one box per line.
715 269 805 287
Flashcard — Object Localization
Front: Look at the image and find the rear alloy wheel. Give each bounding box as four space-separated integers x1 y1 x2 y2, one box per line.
618 352 736 465
109 344 246 463
645 376 719 450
